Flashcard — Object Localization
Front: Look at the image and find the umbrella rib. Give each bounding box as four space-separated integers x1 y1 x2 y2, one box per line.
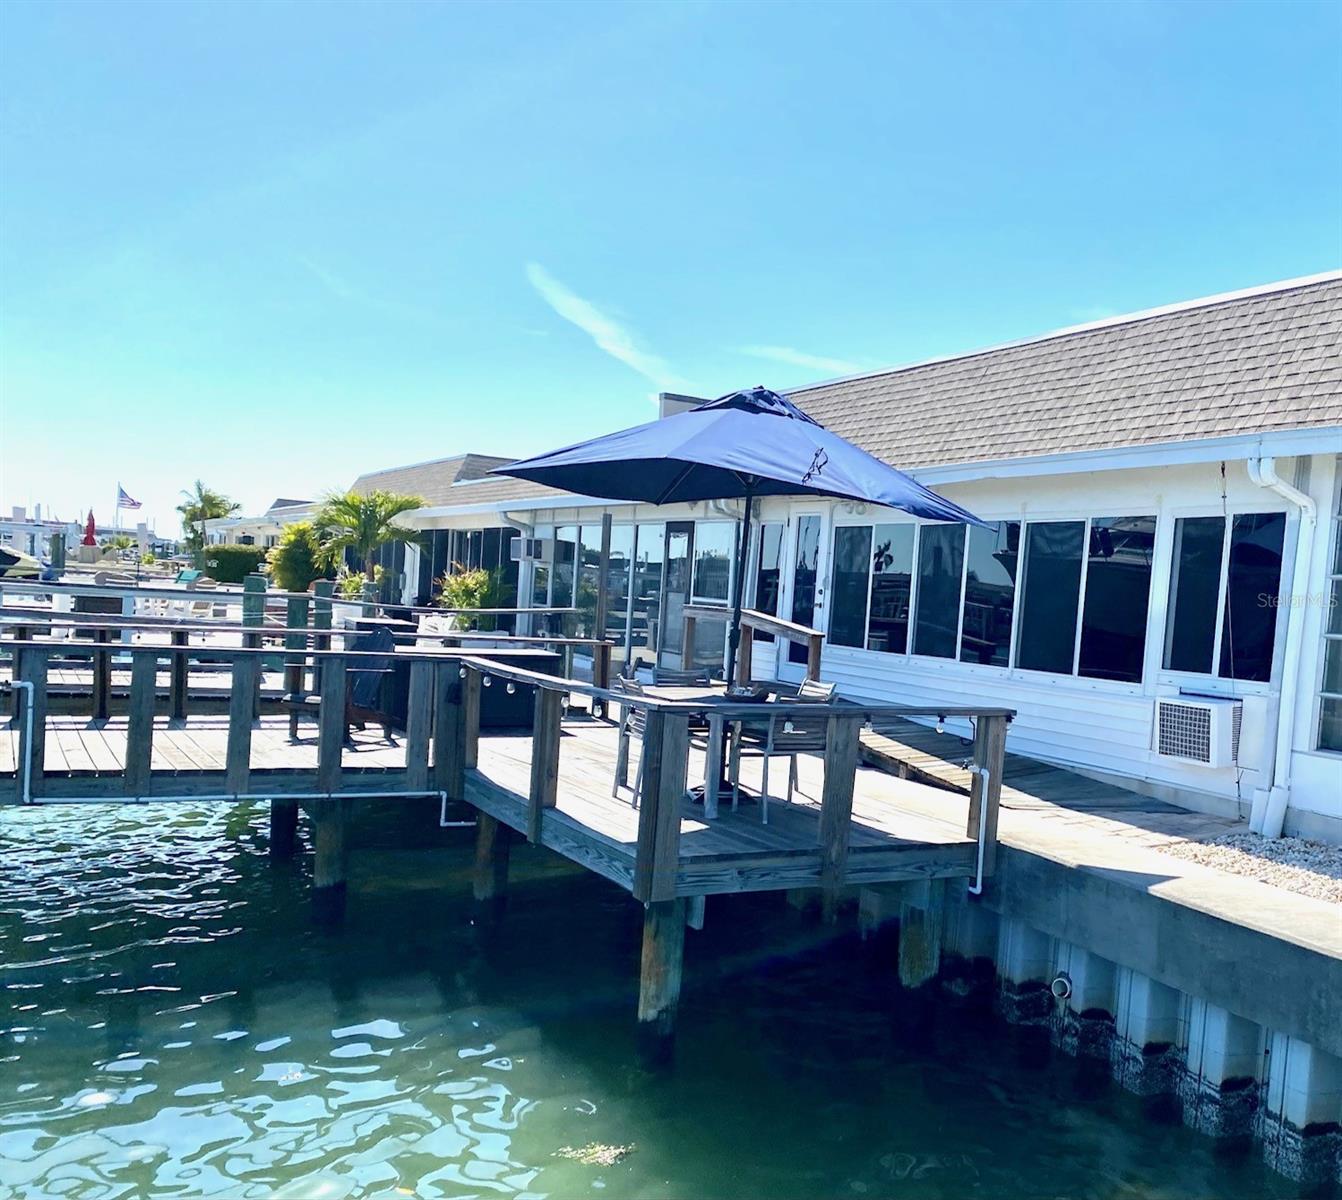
654 461 699 506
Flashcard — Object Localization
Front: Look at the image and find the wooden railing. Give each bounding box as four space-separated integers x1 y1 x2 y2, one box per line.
680 604 825 679
2 630 1011 916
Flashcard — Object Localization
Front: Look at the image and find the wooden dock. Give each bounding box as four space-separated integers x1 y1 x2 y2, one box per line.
2 581 1013 1054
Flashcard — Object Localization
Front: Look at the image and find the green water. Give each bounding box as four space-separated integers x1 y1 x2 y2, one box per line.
0 802 1292 1200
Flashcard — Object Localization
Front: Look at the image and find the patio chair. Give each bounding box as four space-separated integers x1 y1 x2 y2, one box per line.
652 666 711 687
611 675 648 807
729 677 837 823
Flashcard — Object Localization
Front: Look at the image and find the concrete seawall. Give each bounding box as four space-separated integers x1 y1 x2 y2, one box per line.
860 844 1342 1186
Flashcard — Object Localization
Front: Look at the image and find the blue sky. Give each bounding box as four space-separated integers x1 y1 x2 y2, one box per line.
2 0 1339 534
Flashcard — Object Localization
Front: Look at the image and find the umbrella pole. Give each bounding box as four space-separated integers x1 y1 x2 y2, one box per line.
725 484 754 691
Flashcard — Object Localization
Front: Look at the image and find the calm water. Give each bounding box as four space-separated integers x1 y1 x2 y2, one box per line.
0 802 1290 1200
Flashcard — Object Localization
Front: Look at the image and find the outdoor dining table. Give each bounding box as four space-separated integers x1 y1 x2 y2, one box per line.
640 683 771 819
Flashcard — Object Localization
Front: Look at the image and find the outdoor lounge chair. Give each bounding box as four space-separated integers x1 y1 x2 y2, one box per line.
345 626 398 745
729 678 837 823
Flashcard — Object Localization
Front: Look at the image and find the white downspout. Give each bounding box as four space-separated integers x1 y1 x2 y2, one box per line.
1247 456 1317 838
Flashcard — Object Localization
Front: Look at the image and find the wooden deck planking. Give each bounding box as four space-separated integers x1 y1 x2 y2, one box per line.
467 723 976 895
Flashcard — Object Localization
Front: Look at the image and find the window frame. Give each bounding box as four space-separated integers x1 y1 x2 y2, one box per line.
826 509 1159 692
1158 504 1290 693
1315 469 1342 754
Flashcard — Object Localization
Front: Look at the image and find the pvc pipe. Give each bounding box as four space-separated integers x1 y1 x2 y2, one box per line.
967 763 992 895
1247 456 1317 837
11 680 34 806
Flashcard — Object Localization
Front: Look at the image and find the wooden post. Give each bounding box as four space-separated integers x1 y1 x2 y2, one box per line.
462 666 482 770
169 630 188 720
284 595 310 741
9 624 30 718
243 573 266 718
404 658 434 791
472 813 512 908
632 711 690 903
897 880 946 990
92 628 111 720
312 797 349 923
593 513 612 643
13 649 47 803
967 714 1008 878
818 713 862 923
124 650 157 797
593 641 613 694
638 897 687 1064
317 656 347 793
311 580 334 693
681 613 697 672
225 653 258 796
527 686 563 843
806 632 823 681
739 621 754 684
432 662 465 803
270 797 299 860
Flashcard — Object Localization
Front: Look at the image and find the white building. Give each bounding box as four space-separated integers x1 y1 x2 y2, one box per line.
375 273 1342 841
201 498 315 548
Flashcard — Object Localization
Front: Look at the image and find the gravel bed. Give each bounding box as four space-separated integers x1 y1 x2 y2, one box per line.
1160 831 1342 903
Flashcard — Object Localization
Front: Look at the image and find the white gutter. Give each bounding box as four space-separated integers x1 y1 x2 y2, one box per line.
1247 456 1318 838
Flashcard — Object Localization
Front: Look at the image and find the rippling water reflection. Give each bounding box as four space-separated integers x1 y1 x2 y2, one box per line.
1 802 1289 1199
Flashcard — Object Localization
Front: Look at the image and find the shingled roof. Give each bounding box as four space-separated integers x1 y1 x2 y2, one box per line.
788 273 1342 470
349 453 515 506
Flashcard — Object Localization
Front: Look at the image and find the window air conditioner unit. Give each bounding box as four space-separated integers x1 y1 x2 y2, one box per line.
510 537 548 563
1153 696 1242 768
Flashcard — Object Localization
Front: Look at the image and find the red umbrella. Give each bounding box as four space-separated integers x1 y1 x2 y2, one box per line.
82 511 97 546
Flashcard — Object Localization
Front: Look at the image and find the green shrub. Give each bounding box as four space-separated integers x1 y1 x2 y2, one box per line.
200 544 268 584
336 566 382 599
267 522 326 593
436 565 513 630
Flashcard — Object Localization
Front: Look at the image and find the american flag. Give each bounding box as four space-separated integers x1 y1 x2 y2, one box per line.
117 485 142 510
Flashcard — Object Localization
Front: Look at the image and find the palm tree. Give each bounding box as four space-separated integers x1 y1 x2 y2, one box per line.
177 481 240 554
314 490 424 581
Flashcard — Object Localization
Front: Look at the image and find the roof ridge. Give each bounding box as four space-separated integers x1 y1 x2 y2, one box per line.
787 269 1342 396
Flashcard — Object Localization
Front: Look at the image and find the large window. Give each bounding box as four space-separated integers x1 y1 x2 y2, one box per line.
551 524 578 607
830 525 873 648
960 522 1019 666
1015 522 1085 674
1320 488 1342 752
603 525 634 670
692 521 734 603
1077 516 1156 682
751 523 784 644
630 523 664 671
912 524 966 659
868 524 916 653
1164 512 1286 682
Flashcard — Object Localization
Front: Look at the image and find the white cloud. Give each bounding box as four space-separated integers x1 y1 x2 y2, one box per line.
736 344 863 377
526 262 684 390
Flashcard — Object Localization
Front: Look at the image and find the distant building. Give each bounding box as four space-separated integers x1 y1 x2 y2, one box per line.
201 498 315 548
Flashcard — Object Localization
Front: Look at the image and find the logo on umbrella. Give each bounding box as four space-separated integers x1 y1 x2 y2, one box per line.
802 448 828 484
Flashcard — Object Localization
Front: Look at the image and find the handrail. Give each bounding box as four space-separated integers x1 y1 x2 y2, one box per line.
737 607 825 641
455 654 1015 721
0 609 611 649
0 579 581 617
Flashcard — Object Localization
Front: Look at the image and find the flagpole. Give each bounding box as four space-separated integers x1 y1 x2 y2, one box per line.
114 483 120 547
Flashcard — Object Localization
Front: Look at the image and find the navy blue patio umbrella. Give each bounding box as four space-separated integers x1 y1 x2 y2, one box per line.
494 386 985 689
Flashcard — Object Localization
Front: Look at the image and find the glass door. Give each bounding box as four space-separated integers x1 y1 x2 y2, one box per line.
657 521 694 669
780 508 829 675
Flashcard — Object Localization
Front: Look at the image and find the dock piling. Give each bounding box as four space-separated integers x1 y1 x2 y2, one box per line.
312 798 349 923
637 897 687 1065
472 813 512 914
